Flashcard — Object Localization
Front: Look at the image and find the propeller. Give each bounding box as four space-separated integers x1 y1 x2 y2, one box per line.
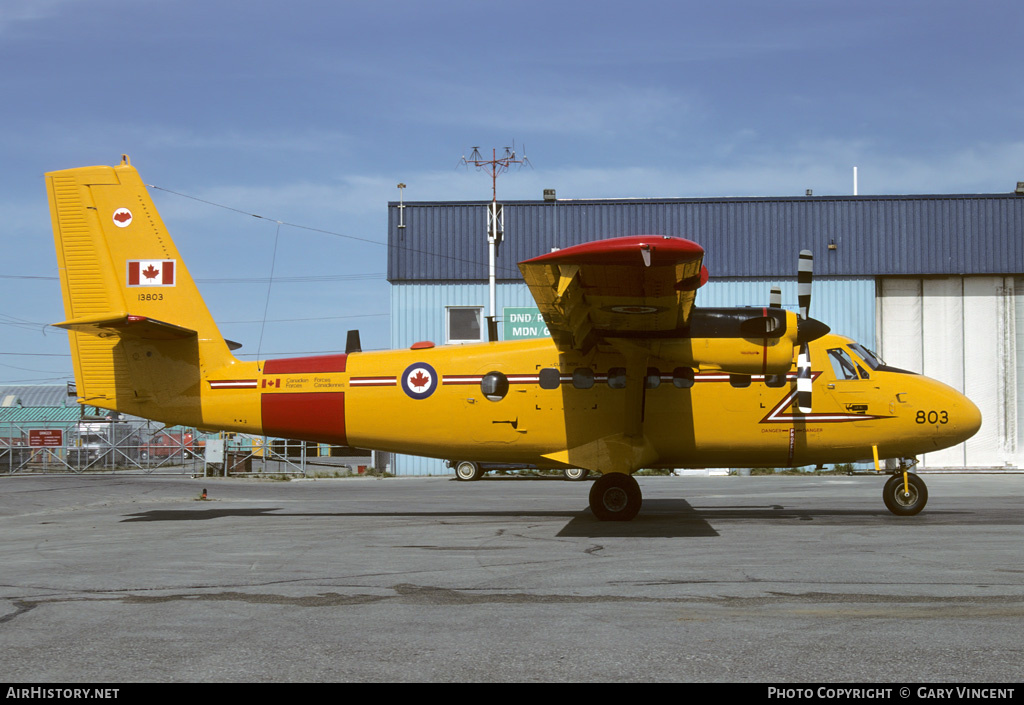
796 250 814 413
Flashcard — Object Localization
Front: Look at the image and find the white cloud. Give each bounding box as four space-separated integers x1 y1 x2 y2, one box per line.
0 0 82 32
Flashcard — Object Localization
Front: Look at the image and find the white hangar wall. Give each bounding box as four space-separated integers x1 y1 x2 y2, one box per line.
877 276 1023 469
389 278 876 476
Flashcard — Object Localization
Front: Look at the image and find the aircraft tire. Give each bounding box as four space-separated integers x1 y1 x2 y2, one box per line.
589 473 641 521
882 473 928 516
455 461 484 482
563 467 590 481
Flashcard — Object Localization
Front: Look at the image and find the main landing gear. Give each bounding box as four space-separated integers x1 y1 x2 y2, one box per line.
589 473 642 521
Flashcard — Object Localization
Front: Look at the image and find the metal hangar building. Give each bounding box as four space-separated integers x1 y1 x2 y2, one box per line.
385 187 1024 476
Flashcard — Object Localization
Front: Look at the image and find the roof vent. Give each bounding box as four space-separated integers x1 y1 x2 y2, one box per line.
1016 181 1024 195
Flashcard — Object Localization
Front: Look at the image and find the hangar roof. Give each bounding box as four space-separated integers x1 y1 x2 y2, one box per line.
0 385 73 408
386 193 1024 282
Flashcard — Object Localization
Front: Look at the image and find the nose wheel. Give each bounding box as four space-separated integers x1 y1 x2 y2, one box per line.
589 473 642 521
882 472 928 516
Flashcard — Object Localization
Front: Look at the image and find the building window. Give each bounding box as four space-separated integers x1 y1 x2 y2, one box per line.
446 306 483 344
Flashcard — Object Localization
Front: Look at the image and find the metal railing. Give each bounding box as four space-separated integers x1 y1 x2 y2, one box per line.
1 418 376 476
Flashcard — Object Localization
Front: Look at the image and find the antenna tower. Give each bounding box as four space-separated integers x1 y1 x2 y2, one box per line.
458 144 532 341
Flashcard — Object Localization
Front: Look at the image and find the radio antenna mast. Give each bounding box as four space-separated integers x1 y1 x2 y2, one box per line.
458 144 532 341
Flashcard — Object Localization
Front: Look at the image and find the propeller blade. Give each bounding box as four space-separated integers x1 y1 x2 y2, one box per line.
797 249 813 320
796 250 814 412
769 285 782 309
797 343 813 413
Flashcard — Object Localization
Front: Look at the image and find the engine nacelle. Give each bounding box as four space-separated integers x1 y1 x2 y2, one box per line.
622 308 827 375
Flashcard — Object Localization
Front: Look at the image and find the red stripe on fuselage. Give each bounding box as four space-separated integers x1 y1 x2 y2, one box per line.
263 354 347 374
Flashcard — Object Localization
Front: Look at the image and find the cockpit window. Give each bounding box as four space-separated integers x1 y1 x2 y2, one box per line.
848 343 885 370
827 348 860 381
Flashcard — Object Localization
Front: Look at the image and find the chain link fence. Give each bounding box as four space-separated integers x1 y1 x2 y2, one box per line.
1 417 381 477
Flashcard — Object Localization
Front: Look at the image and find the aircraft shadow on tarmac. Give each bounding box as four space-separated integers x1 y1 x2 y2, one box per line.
119 500 961 538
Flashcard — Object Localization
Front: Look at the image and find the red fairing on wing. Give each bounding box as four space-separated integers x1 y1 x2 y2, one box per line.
519 235 704 267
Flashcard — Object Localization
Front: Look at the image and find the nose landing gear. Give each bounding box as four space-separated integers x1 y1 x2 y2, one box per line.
875 454 927 516
882 471 928 516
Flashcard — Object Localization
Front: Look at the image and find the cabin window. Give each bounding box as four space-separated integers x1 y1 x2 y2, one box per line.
827 348 859 381
446 306 483 344
672 367 694 389
539 368 561 390
572 368 594 389
729 374 751 388
645 367 661 389
765 374 788 388
481 371 509 401
607 367 627 389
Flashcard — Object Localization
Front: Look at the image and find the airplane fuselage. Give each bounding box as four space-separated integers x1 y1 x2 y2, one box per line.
167 332 981 473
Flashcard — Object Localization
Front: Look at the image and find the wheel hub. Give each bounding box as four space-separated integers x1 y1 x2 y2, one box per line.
894 485 918 507
603 487 628 513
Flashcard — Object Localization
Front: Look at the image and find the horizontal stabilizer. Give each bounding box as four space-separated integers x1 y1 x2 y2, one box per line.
54 314 197 341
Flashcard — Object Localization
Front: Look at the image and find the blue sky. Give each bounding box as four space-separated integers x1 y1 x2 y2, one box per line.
2 0 1022 384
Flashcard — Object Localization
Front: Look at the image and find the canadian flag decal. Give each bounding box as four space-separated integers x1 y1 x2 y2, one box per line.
127 260 176 287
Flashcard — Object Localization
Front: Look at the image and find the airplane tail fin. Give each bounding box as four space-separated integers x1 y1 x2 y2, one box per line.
47 156 236 420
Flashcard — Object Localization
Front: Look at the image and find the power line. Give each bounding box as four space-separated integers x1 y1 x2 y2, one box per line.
0 352 70 357
147 183 523 277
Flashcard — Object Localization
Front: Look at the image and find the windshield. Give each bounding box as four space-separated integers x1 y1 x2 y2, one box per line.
848 343 885 370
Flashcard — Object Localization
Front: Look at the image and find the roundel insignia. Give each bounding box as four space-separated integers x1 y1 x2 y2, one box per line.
401 362 438 400
112 208 133 228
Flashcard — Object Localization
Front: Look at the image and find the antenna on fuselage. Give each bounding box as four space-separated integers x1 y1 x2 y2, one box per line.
346 329 362 354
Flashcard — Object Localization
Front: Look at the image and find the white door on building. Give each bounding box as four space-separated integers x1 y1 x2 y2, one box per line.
877 276 1018 469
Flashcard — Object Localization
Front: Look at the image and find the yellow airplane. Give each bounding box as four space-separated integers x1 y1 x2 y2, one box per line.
47 157 982 521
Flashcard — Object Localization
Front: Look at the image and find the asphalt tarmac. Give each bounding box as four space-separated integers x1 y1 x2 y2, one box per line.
1 473 1022 683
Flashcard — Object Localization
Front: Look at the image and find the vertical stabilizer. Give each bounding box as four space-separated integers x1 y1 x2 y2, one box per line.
48 156 236 421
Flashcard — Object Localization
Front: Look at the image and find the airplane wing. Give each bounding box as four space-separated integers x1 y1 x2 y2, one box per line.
518 235 708 352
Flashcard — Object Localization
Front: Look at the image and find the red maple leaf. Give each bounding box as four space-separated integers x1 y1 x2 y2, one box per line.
142 264 160 279
410 370 430 388
113 210 132 223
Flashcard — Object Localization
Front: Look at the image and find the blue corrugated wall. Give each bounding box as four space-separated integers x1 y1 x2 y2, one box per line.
388 195 1024 282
